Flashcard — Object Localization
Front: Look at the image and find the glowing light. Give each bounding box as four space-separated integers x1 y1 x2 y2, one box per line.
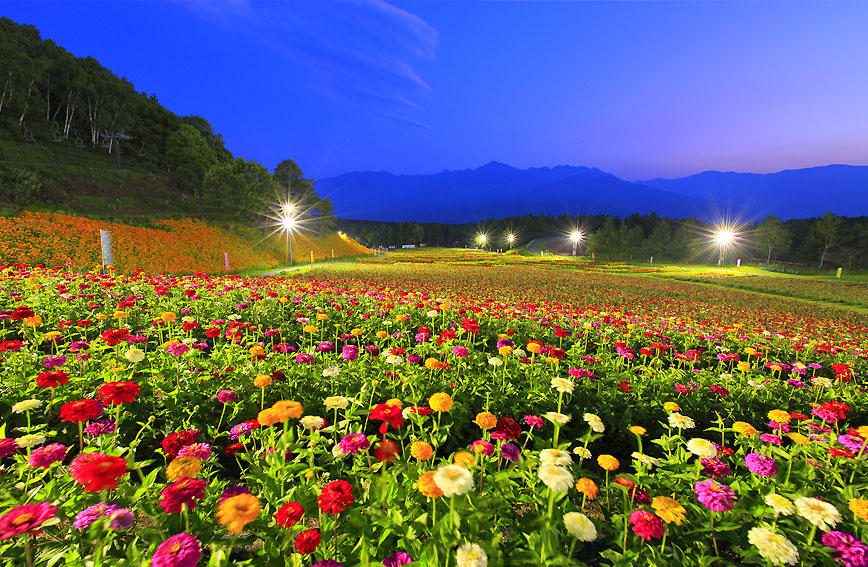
478 233 487 244
282 203 295 214
715 230 734 245
282 217 295 230
507 233 515 243
570 230 583 243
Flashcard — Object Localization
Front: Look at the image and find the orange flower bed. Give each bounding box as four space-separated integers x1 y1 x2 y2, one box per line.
0 212 370 273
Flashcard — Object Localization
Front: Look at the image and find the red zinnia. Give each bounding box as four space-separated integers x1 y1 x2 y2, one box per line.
372 439 400 464
276 502 305 527
159 477 209 514
37 370 70 389
317 480 355 514
162 430 201 459
295 529 321 554
0 502 57 540
100 329 131 346
69 453 128 492
369 404 404 434
97 381 141 405
0 340 23 352
11 305 35 321
59 399 102 423
828 447 857 459
629 509 664 540
495 417 521 440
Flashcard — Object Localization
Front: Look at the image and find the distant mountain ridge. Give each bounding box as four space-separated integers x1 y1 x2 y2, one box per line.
315 162 868 223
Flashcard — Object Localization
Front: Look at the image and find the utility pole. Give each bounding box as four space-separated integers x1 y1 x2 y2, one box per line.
100 129 132 170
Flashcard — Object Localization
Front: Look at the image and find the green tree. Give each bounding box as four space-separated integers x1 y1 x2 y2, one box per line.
165 124 217 199
203 157 274 218
811 211 841 269
754 214 791 264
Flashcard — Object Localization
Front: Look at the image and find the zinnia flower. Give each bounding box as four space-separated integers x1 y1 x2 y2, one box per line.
276 502 304 527
216 493 261 533
694 480 736 512
597 454 619 471
417 471 444 498
629 510 664 540
538 464 573 492
339 433 370 454
686 438 717 459
583 413 605 433
0 502 57 540
70 453 127 492
563 512 597 541
96 381 141 405
433 465 474 497
747 527 798 565
745 453 778 477
167 456 202 481
295 529 321 554
765 493 795 516
428 392 453 412
795 497 841 530
456 543 488 567
151 533 202 567
59 399 102 423
822 531 868 567
652 496 687 525
159 477 209 514
318 480 355 514
28 443 67 469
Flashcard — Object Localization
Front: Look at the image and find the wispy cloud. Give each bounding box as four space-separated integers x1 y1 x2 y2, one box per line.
181 0 438 128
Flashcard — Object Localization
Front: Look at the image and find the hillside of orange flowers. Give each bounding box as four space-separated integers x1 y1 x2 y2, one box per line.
0 211 371 273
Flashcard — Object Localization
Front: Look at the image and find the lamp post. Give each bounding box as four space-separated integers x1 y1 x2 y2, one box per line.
715 230 734 266
478 233 487 250
282 216 295 266
570 230 583 256
507 233 516 250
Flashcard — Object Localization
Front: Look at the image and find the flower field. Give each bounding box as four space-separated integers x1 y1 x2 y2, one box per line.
0 212 371 274
1 260 867 567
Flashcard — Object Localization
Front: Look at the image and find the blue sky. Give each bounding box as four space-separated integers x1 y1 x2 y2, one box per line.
5 1 868 181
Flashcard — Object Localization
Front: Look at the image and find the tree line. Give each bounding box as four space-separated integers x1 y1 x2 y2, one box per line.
338 211 868 270
0 18 334 229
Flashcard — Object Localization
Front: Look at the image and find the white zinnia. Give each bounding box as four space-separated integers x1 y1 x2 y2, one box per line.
686 438 717 459
385 355 402 365
16 434 46 448
487 357 503 367
433 465 474 497
551 377 575 394
539 449 572 467
764 493 795 516
125 347 145 363
299 416 325 430
563 512 597 541
631 452 660 468
583 413 605 433
794 497 841 530
544 412 571 425
747 527 798 565
12 399 43 413
324 396 349 411
322 366 340 378
668 413 695 429
538 464 573 493
456 543 487 567
573 446 592 459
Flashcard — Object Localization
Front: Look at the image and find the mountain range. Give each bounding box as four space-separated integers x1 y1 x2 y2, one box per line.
315 162 868 223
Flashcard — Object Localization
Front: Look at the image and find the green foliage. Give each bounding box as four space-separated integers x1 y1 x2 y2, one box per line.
0 161 44 202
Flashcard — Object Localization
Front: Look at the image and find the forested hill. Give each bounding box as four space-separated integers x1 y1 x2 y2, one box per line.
0 17 333 226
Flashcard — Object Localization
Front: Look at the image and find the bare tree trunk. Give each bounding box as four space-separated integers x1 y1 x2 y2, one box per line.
18 79 34 124
0 73 11 114
45 74 51 121
767 248 772 265
63 102 76 138
819 244 829 269
87 95 101 146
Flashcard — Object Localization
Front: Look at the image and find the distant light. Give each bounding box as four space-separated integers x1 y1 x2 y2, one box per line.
478 233 487 244
507 233 516 243
338 231 344 236
283 203 295 214
570 230 583 243
715 230 734 245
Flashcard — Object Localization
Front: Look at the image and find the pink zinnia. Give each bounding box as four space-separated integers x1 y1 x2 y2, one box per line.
744 453 777 477
177 443 212 461
338 433 370 455
216 390 237 404
694 480 736 512
629 510 664 540
0 502 57 539
523 415 544 429
452 346 469 358
0 438 18 459
28 443 67 469
342 345 359 361
159 478 208 514
151 533 202 567
471 440 495 456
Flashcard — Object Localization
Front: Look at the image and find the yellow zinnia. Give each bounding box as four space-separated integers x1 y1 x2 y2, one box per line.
167 456 201 481
652 496 687 525
429 392 454 412
475 412 498 430
216 493 261 533
597 455 619 471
